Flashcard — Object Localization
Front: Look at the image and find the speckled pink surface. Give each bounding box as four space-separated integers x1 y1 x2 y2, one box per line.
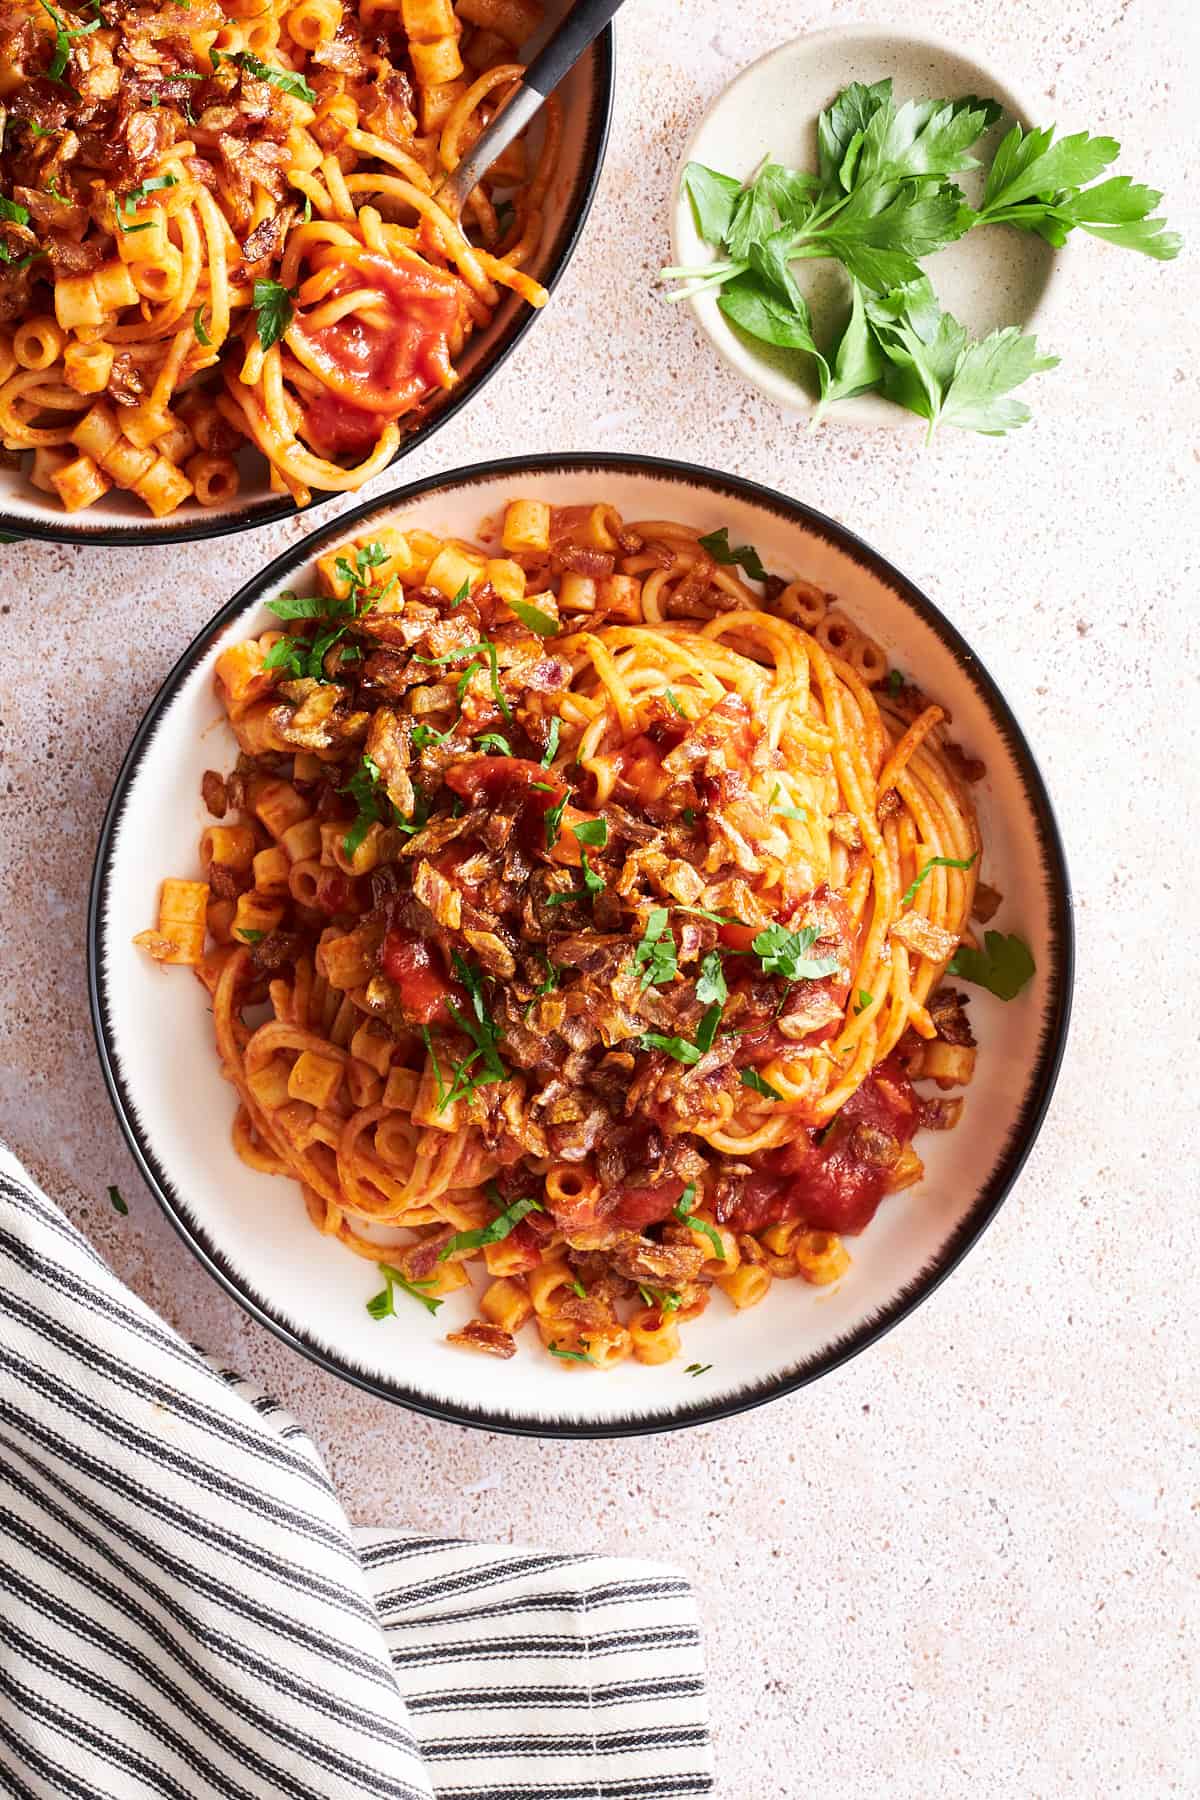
2 3 1198 1793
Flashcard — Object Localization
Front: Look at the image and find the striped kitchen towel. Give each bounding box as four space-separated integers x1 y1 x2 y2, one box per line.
0 1146 714 1800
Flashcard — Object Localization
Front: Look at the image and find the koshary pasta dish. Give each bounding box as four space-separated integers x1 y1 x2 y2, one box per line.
138 498 999 1370
0 0 554 516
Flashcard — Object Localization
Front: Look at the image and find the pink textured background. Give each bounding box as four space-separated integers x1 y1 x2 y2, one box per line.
1 3 1197 1792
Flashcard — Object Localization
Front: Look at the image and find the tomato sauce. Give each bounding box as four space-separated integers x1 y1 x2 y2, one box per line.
719 1058 919 1236
296 252 460 458
380 927 461 1026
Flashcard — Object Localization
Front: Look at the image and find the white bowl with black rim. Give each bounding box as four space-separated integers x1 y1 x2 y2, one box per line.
0 9 613 548
88 453 1073 1437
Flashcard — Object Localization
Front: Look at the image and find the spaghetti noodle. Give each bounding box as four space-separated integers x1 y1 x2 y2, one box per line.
138 498 993 1369
0 0 555 516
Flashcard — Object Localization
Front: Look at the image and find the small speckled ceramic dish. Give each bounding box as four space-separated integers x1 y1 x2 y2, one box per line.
89 454 1072 1438
669 27 1056 425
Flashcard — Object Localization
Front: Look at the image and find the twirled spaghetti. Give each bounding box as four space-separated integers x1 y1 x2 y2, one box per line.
0 0 554 516
138 498 994 1369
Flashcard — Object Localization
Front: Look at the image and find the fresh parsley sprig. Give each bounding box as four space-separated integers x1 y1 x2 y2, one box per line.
635 908 678 990
673 1183 725 1260
948 930 1035 1001
899 849 978 908
662 76 1179 435
752 922 840 982
212 47 316 103
367 1262 443 1319
253 277 296 350
439 1187 543 1259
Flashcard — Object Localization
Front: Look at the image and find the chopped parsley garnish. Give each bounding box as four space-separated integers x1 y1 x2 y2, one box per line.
681 807 697 826
855 989 874 1013
545 887 590 907
439 1188 543 1259
193 304 211 346
236 928 265 944
122 173 178 209
415 638 512 721
768 781 807 821
740 1068 784 1101
571 816 608 848
509 597 558 637
640 1031 702 1065
697 526 769 584
476 731 512 754
333 540 389 603
252 277 296 350
685 1362 713 1377
450 577 471 607
39 0 101 83
543 791 568 850
579 848 605 897
548 1341 593 1363
367 1262 443 1319
638 1284 683 1313
899 850 978 909
0 195 30 228
885 667 905 696
635 908 677 989
440 954 510 1105
212 47 317 102
752 922 840 982
107 1184 128 1215
674 1184 725 1259
340 753 386 858
569 1277 588 1300
523 951 558 1021
948 930 1036 1001
695 949 727 1006
411 723 453 752
663 688 686 715
540 718 561 768
674 904 736 924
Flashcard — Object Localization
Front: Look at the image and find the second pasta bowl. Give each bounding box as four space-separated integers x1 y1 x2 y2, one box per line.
90 453 1071 1435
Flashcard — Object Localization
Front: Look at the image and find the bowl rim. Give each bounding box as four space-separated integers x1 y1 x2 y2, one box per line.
668 23 1054 424
88 450 1075 1438
0 30 615 550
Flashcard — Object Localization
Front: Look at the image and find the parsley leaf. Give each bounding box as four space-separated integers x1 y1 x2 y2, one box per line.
697 525 768 583
899 850 977 908
439 1189 543 1259
663 689 686 716
450 577 471 607
0 195 30 228
682 160 744 244
523 951 558 1022
193 304 211 346
947 931 1036 1001
367 1262 443 1319
885 667 905 696
548 1341 592 1363
39 0 100 82
509 598 558 637
674 1184 725 1259
855 989 874 1013
640 1031 702 1066
442 955 509 1104
867 279 1058 438
253 277 296 350
107 1184 128 1215
213 47 317 102
695 949 727 1007
571 816 608 849
236 928 265 944
540 718 561 768
543 791 568 850
476 731 512 754
340 754 386 857
579 848 605 897
740 1068 783 1101
685 1362 713 1377
752 922 840 982
415 638 511 721
768 781 807 822
635 908 677 990
971 124 1181 257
